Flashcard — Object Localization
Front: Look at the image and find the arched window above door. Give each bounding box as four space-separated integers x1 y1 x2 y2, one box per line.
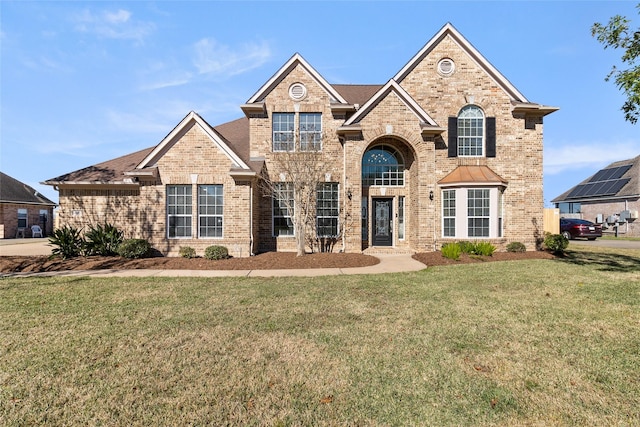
362 145 405 186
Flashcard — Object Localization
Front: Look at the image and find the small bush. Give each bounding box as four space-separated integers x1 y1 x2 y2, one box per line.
179 246 197 258
474 242 496 256
84 223 123 256
117 239 152 259
544 233 568 254
441 242 461 260
506 242 527 253
204 245 229 260
49 225 84 259
457 241 476 254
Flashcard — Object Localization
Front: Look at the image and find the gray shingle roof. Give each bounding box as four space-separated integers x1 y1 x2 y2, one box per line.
552 155 640 202
1 172 56 205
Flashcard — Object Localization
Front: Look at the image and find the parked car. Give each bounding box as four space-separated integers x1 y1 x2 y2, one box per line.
560 218 602 240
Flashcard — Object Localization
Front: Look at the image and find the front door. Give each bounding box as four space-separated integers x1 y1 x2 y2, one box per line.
372 198 393 246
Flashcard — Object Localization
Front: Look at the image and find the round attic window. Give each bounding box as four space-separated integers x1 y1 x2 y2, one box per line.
437 58 455 76
289 83 307 100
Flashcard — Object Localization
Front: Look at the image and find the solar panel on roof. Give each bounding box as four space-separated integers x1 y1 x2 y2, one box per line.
608 178 630 195
588 165 632 183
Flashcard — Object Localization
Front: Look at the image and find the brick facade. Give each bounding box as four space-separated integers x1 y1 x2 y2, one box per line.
47 24 557 256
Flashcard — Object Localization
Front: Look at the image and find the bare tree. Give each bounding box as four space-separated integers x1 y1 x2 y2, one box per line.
260 124 345 256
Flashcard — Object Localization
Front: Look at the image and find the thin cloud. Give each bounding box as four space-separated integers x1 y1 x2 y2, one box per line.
544 140 639 175
139 39 272 91
73 8 154 43
193 38 271 77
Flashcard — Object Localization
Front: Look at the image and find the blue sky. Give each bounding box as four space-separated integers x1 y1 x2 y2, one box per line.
1 1 639 206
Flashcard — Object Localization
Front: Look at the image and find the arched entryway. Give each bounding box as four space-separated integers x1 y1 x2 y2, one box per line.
361 137 415 250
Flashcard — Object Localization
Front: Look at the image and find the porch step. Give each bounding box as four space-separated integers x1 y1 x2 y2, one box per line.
363 247 416 255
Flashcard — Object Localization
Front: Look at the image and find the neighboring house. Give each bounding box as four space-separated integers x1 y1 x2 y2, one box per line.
1 172 56 238
43 23 558 257
552 155 640 237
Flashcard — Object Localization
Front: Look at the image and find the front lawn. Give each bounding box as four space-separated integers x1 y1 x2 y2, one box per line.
1 246 638 426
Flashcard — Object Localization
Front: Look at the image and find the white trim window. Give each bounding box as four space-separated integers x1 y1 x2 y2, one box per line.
300 113 322 151
457 105 484 157
273 113 295 151
273 183 294 236
442 190 456 237
198 185 223 238
317 183 339 237
441 187 502 239
467 189 490 237
167 185 192 238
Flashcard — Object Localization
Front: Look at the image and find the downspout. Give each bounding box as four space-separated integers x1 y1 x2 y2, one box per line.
250 181 255 256
342 138 347 253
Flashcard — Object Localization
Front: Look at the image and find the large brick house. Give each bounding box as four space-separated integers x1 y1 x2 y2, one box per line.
44 23 558 257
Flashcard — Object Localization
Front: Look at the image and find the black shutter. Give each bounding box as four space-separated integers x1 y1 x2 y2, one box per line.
448 117 457 157
486 117 496 157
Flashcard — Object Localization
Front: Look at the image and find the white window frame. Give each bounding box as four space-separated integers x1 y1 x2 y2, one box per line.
457 105 485 157
300 113 322 151
273 182 294 237
442 189 456 237
167 185 192 238
273 113 295 152
440 187 502 239
316 183 339 238
467 189 490 237
198 185 223 238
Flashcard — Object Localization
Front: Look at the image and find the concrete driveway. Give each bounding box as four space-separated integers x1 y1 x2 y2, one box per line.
568 238 640 250
0 238 53 256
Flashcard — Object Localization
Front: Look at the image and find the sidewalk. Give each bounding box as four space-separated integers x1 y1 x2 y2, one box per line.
0 239 426 278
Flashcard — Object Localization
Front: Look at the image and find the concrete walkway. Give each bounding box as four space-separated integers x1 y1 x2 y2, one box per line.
0 239 426 278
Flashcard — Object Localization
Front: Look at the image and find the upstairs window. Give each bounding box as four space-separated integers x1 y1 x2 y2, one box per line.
448 106 496 158
457 105 484 157
273 113 295 151
273 112 322 152
300 113 322 151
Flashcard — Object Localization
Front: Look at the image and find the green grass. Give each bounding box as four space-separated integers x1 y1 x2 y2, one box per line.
1 246 639 426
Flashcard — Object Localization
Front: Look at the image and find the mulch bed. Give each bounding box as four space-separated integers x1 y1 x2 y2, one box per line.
0 250 556 274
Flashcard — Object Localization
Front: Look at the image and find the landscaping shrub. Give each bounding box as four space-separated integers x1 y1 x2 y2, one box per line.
49 225 84 259
544 233 568 255
506 241 527 253
179 246 197 258
457 241 475 254
473 242 496 256
117 239 152 259
441 242 461 260
84 223 123 256
204 245 229 260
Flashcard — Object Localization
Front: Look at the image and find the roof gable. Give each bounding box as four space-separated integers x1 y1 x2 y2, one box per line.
343 80 440 128
137 111 250 171
394 22 528 103
244 53 348 105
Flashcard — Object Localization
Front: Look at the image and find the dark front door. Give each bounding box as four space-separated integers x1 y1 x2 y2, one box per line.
372 198 393 246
